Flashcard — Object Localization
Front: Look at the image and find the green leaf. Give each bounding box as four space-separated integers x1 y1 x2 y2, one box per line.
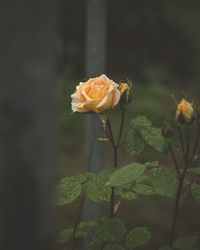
124 129 144 156
78 221 97 231
84 168 114 202
159 246 173 250
145 161 159 167
191 183 200 203
133 184 156 195
57 221 97 245
130 115 152 128
77 221 97 238
106 163 146 187
98 168 115 179
173 235 200 249
96 218 126 242
59 173 86 184
120 191 137 200
183 178 190 186
56 177 81 205
85 172 96 179
141 127 169 153
85 239 103 250
57 228 73 245
103 243 125 250
130 115 169 153
136 175 149 183
125 227 151 249
188 168 200 175
149 168 178 197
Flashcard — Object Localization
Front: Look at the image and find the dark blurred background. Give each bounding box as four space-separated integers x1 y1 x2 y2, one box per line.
59 0 200 84
57 0 200 249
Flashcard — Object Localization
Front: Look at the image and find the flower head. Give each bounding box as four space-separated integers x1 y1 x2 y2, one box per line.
176 98 194 123
71 74 120 113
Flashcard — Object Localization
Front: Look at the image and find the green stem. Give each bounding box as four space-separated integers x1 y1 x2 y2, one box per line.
170 146 180 177
169 128 190 246
106 118 115 150
72 196 85 250
117 109 125 147
110 145 118 218
178 125 186 159
106 110 125 218
169 177 184 246
191 122 200 162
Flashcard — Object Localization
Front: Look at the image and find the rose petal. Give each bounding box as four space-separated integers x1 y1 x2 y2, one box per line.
112 88 120 107
96 86 114 113
84 98 102 112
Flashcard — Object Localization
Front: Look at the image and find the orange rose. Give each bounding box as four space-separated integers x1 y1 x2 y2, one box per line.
176 98 194 123
71 74 120 113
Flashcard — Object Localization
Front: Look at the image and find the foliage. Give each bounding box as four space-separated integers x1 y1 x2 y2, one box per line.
124 129 144 156
106 163 146 187
56 176 82 205
172 235 200 249
57 90 200 249
103 243 125 250
149 168 178 197
187 168 200 175
133 183 156 195
57 228 73 245
191 183 200 204
96 218 126 242
84 168 114 202
125 227 151 249
130 115 169 154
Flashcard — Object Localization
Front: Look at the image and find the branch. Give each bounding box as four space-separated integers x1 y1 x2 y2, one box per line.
116 109 125 147
191 122 200 162
178 125 186 160
72 196 85 250
170 146 180 177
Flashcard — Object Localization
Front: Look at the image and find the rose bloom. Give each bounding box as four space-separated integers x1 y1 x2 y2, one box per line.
176 98 194 123
71 74 120 113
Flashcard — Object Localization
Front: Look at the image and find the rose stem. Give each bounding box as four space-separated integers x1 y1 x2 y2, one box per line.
169 146 180 176
117 109 125 147
190 121 200 162
178 125 186 160
169 128 190 246
72 196 85 250
106 118 116 218
106 110 125 218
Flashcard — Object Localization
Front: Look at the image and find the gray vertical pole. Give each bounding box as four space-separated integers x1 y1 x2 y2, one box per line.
83 0 107 222
0 1 57 250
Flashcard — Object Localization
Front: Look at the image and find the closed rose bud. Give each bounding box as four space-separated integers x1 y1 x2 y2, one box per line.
71 74 120 113
119 82 133 105
176 98 194 123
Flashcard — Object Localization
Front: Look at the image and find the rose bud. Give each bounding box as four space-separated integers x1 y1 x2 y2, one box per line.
176 98 194 123
71 74 120 113
119 82 133 105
